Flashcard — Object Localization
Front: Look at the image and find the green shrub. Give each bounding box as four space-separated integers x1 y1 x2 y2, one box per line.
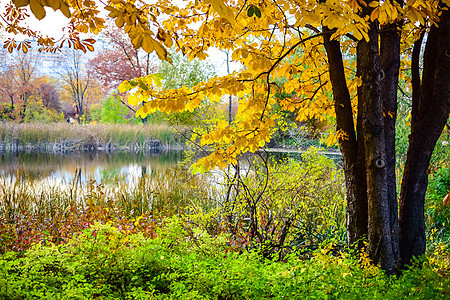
189 147 346 256
23 99 65 124
100 95 130 124
1 218 449 299
426 167 450 246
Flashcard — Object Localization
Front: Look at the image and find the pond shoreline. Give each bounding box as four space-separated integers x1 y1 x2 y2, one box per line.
0 140 341 156
0 122 188 154
0 139 185 154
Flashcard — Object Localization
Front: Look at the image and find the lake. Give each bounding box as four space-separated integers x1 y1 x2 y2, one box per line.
0 149 342 185
0 150 184 184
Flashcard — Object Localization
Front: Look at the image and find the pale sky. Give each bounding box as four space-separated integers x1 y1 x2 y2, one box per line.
29 8 71 38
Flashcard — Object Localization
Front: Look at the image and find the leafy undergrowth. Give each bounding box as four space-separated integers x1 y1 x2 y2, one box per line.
0 218 449 299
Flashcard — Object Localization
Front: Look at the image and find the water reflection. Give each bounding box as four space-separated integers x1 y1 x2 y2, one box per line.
0 149 341 185
0 151 183 184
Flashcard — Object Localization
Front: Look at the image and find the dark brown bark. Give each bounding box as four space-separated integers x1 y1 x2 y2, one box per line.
380 21 402 264
357 19 396 272
399 7 450 266
322 27 368 246
321 0 448 272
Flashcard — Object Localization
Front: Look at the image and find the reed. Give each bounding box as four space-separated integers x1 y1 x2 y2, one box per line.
0 122 188 146
0 168 213 218
0 167 215 253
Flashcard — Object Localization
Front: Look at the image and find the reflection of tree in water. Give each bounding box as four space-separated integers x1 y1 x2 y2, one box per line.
74 166 82 186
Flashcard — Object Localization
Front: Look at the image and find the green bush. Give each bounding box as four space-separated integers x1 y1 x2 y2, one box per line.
426 167 450 246
190 147 346 256
1 218 449 299
23 100 65 124
100 95 130 124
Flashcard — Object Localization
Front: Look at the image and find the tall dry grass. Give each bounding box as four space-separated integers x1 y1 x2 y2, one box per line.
0 122 188 146
0 167 215 253
0 167 213 222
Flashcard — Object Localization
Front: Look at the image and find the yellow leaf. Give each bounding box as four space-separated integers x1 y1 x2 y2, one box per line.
407 7 424 25
390 6 398 21
142 36 155 53
85 44 94 52
128 94 140 106
204 0 236 26
154 40 169 61
118 80 130 93
12 0 29 7
135 106 149 119
45 0 60 10
323 13 341 29
30 0 46 20
115 16 125 28
151 73 164 87
132 34 143 49
325 133 338 147
370 7 380 22
164 35 173 48
59 1 71 18
134 215 144 226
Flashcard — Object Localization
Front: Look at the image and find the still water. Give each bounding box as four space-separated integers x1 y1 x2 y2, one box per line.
0 149 341 185
0 151 184 184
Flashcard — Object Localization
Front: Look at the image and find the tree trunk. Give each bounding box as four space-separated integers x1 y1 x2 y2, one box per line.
380 21 402 265
322 28 368 246
399 7 450 266
357 19 397 272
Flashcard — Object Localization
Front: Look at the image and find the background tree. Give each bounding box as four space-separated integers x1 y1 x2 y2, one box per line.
14 51 40 120
0 50 48 121
59 49 92 123
87 22 158 90
87 21 158 122
23 77 64 123
38 79 61 112
0 64 18 120
100 94 130 124
154 48 217 125
158 49 215 90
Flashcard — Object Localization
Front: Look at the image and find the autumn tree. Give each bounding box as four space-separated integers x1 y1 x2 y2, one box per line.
0 49 45 120
112 0 449 272
38 80 61 112
14 51 41 120
0 54 63 122
87 21 157 90
0 64 17 119
58 49 93 122
7 0 450 273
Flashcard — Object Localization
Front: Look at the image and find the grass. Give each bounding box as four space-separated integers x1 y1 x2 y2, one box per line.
0 122 188 147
